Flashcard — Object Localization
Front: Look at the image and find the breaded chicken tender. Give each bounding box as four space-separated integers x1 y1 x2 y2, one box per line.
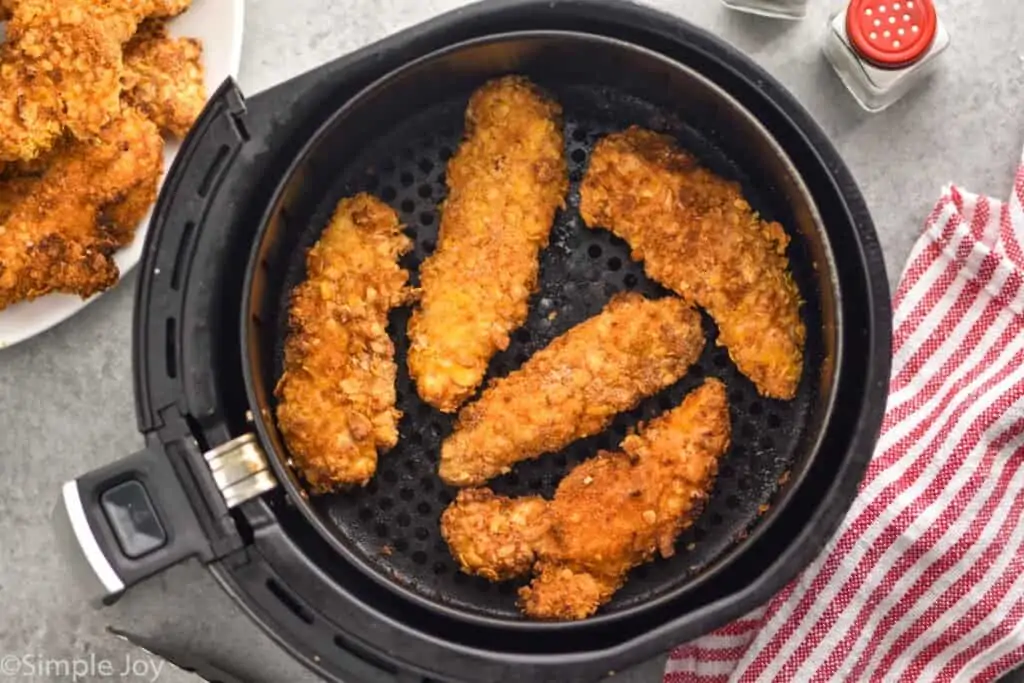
439 293 705 487
123 20 206 138
580 127 805 399
4 1 135 148
407 76 568 413
442 489 551 582
275 195 414 491
0 108 163 310
441 379 730 620
0 0 195 162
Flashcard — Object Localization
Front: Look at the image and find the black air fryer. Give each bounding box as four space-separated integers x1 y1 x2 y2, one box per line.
54 1 891 681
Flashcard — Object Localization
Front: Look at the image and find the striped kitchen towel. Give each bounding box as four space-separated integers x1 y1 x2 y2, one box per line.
666 147 1024 683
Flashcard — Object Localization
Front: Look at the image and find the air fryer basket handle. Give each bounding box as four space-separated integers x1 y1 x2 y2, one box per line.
53 443 211 605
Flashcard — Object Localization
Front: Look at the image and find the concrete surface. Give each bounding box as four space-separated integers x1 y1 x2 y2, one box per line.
1 0 1022 681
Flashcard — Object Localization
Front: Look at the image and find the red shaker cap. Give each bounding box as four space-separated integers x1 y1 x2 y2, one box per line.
846 0 938 68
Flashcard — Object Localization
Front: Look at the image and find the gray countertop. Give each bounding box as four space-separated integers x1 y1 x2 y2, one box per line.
1 1 1022 682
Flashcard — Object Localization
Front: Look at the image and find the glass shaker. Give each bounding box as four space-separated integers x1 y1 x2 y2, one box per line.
824 0 950 112
721 0 808 20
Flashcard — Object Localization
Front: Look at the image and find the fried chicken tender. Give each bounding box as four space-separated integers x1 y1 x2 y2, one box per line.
123 20 206 138
275 195 414 491
0 0 194 162
441 379 730 620
580 127 805 399
440 488 551 581
4 1 135 150
407 76 568 413
0 108 163 310
439 293 705 487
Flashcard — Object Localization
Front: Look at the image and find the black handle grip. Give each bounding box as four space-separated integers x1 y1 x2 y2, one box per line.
54 443 212 605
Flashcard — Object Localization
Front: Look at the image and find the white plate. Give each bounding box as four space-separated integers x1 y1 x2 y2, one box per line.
0 0 245 349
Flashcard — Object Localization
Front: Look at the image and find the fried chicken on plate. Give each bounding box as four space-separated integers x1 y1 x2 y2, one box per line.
0 6 206 312
275 195 414 491
123 20 205 138
580 126 805 399
439 293 706 487
408 75 568 413
0 108 163 310
441 379 730 620
0 0 195 162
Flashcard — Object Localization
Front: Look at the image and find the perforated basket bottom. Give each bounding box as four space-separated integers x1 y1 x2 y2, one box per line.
271 84 822 621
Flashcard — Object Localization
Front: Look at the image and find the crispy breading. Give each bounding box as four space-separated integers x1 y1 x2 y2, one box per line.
0 0 15 21
0 134 63 179
0 177 33 224
148 0 192 18
439 293 705 487
275 195 414 491
98 156 162 248
123 20 206 138
0 44 65 162
579 127 805 399
73 110 163 233
4 1 134 148
0 0 196 162
0 108 163 309
441 379 730 620
439 488 551 582
99 185 157 248
407 76 568 413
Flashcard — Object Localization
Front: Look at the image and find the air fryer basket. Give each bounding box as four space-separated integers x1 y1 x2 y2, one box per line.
242 32 839 627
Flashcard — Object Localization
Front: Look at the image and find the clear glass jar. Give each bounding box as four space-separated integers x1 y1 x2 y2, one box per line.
721 0 808 20
823 0 950 112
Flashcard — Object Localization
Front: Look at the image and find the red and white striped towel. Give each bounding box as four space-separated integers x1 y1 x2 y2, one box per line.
667 147 1024 683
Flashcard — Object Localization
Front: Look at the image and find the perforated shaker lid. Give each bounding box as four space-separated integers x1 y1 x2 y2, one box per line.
846 0 938 68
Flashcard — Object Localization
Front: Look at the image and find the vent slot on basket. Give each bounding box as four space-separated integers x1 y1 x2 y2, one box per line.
170 221 196 292
199 144 232 198
165 318 178 379
333 634 399 675
266 578 313 625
